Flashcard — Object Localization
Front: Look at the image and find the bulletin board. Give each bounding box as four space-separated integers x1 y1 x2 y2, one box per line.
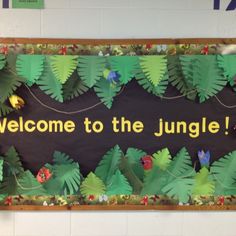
1 38 236 211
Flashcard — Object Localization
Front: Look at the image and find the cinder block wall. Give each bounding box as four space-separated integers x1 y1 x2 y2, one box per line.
0 1 236 236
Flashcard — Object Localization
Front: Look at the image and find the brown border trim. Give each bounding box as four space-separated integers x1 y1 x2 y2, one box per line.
0 38 236 45
0 205 235 211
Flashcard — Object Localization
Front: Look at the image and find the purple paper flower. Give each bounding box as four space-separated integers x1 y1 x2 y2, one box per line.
107 71 120 83
198 150 210 168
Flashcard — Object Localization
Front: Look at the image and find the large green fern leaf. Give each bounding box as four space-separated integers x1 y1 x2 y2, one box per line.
16 55 45 86
94 79 121 109
0 54 6 70
50 55 78 84
0 102 13 118
63 72 89 101
140 56 167 86
37 57 63 103
211 151 236 195
95 145 122 186
80 172 106 196
108 56 139 84
77 56 106 88
0 70 23 103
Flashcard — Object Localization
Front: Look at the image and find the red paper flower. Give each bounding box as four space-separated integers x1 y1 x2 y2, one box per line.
140 155 153 170
141 196 149 206
37 167 52 183
146 44 152 50
59 46 67 55
0 46 8 55
88 195 95 201
218 196 225 206
201 45 209 55
4 196 13 206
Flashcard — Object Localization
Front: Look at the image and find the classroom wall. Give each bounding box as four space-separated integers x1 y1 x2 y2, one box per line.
0 0 236 236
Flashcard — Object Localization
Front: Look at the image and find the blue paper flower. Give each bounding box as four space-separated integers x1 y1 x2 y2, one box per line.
198 150 210 168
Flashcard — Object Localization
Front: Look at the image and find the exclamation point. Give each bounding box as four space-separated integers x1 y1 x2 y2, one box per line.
225 116 229 135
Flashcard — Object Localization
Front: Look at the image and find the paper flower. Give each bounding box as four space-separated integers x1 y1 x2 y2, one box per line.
37 167 52 183
88 195 95 201
0 46 8 55
141 196 149 206
9 95 25 110
59 46 67 55
103 69 120 84
4 196 13 206
201 45 209 55
140 155 153 170
157 44 167 53
218 196 225 206
99 195 108 202
198 150 210 168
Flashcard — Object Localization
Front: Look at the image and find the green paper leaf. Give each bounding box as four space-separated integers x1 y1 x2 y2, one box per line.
106 170 132 195
17 171 46 196
50 55 78 84
95 145 122 186
135 67 168 96
0 70 23 103
45 151 81 195
141 166 168 195
162 178 194 203
192 167 215 196
153 148 171 170
140 56 167 86
77 56 106 88
63 72 89 101
0 175 19 195
94 79 121 109
37 57 63 103
108 56 139 84
0 159 3 182
119 156 143 195
211 151 236 195
126 148 146 181
167 56 197 100
2 146 24 176
166 147 195 184
80 172 106 196
0 54 6 70
217 55 236 86
0 102 13 118
180 55 227 103
16 55 45 86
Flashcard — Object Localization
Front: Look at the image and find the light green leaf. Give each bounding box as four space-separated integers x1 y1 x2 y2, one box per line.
153 148 171 170
50 55 78 84
0 54 6 70
192 167 215 196
80 172 106 196
16 55 45 86
135 67 168 96
37 57 63 103
94 79 121 109
140 56 167 86
95 145 122 186
78 56 106 88
0 70 23 103
106 170 132 195
108 56 139 84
